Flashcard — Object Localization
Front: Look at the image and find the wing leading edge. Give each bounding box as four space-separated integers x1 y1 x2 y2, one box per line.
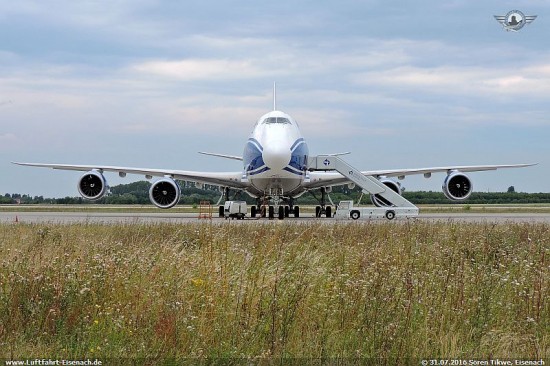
12 162 247 189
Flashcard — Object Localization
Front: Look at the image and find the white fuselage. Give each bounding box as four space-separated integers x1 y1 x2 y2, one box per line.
243 111 309 198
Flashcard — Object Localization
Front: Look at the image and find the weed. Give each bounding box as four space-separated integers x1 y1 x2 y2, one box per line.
0 222 547 361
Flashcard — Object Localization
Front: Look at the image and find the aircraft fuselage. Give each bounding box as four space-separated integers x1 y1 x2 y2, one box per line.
243 110 308 198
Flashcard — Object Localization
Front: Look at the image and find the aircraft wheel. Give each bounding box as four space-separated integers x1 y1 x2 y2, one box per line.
219 206 224 217
325 206 332 218
294 206 300 218
315 206 321 217
251 205 256 218
284 206 290 217
268 206 275 219
278 206 284 220
350 210 360 220
385 210 396 220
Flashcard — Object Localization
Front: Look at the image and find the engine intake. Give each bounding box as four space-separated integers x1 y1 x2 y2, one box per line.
78 170 108 200
443 172 473 200
149 177 181 209
371 178 402 207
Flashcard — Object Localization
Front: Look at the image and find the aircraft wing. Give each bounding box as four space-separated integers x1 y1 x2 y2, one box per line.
304 163 537 189
12 162 248 189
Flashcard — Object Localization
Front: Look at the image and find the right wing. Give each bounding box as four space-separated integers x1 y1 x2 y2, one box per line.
12 162 248 189
304 163 537 189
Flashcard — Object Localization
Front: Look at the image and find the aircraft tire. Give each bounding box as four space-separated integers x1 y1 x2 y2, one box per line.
251 205 256 217
325 206 332 218
294 206 300 218
278 206 284 220
269 206 275 219
219 206 224 217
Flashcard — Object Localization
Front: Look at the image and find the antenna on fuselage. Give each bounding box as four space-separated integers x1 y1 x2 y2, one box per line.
273 82 277 111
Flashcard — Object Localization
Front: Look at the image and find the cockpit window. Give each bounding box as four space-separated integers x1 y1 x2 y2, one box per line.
262 117 291 124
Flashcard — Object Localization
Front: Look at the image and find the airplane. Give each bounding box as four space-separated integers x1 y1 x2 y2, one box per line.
13 86 536 219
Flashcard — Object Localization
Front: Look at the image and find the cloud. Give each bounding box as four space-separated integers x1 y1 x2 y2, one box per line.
354 62 550 99
117 104 266 135
0 133 18 151
0 133 17 141
132 59 271 81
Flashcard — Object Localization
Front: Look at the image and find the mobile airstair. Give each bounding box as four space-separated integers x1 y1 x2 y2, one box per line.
307 155 419 220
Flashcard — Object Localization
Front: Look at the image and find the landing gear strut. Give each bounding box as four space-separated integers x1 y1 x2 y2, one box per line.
287 197 299 218
310 187 332 218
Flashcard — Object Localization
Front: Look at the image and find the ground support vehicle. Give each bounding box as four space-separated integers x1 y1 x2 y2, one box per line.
335 200 418 220
223 201 247 220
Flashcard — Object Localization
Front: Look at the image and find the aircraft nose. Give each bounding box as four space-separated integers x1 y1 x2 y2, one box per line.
262 143 291 171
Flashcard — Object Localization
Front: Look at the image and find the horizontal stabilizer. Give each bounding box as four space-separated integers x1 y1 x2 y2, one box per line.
324 152 351 157
198 152 243 161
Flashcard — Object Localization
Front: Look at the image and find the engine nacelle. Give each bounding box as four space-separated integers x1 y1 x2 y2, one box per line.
370 178 402 207
149 177 181 209
78 170 108 200
442 172 473 201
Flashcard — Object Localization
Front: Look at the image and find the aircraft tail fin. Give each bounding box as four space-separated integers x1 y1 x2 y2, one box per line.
273 82 277 111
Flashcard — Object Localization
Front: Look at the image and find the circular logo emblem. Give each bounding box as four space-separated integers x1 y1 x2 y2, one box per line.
505 10 526 31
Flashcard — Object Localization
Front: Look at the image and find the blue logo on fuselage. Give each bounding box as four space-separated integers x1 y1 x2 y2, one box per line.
243 138 308 177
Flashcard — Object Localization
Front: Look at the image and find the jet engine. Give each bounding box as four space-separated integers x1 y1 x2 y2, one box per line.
371 178 402 207
442 171 473 200
78 170 108 200
149 177 181 209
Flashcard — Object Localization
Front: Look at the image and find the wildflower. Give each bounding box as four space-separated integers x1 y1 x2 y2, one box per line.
191 278 204 287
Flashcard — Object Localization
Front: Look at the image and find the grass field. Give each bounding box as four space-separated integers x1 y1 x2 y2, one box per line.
0 221 548 363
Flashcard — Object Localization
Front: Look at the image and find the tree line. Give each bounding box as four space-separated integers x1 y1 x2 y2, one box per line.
3 181 550 205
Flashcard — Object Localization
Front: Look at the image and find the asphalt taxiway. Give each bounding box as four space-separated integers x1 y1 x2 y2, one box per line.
2 211 550 224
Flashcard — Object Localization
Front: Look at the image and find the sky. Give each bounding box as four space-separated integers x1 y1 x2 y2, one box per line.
1 0 548 198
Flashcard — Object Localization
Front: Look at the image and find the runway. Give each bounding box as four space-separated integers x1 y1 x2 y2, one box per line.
2 211 550 224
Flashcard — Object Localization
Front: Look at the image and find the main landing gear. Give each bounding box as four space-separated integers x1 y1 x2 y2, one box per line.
249 197 300 220
252 206 300 220
310 187 333 218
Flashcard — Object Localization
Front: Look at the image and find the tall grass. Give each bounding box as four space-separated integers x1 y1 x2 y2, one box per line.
0 221 548 361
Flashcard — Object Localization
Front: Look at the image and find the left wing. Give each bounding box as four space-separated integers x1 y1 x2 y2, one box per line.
12 162 247 189
304 163 537 189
